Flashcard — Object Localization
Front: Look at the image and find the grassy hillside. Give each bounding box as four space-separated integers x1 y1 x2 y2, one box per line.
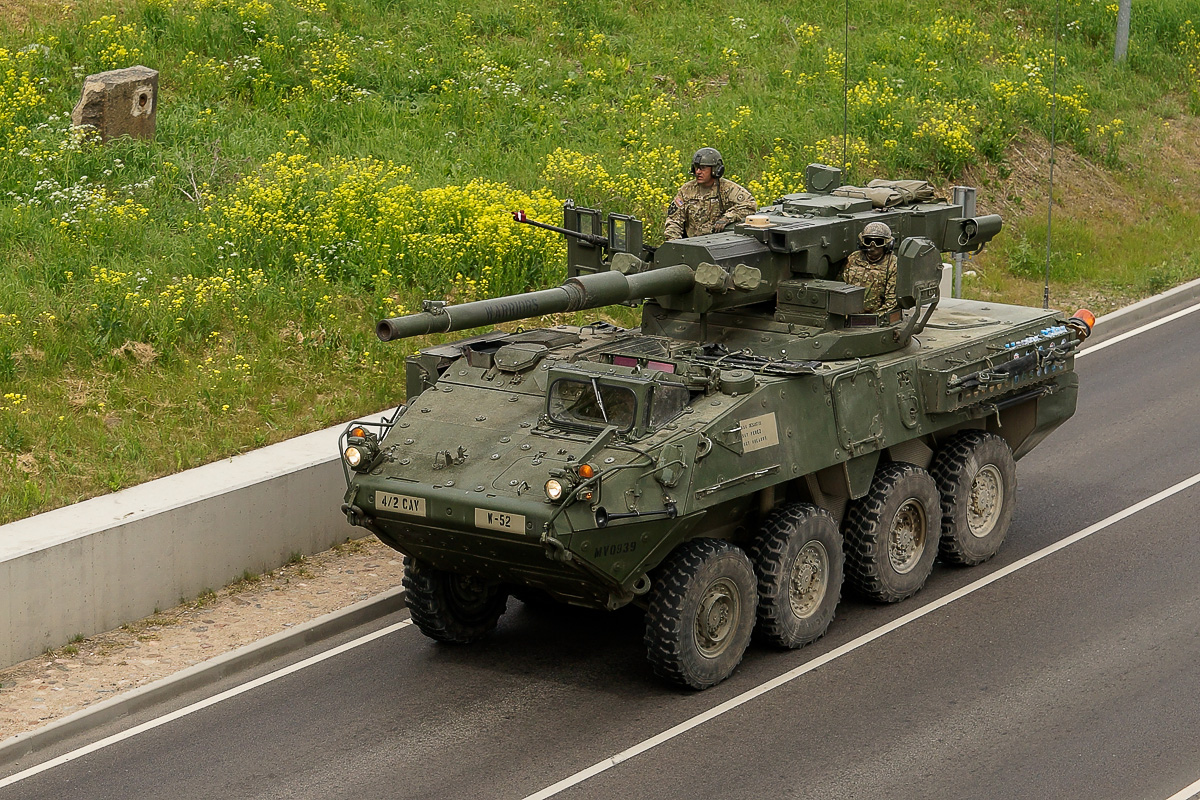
0 0 1198 522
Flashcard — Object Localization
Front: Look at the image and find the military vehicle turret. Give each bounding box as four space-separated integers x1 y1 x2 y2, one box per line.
339 164 1093 689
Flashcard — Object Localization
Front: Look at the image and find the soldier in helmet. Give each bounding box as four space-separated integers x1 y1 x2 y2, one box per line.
842 221 898 313
663 147 757 240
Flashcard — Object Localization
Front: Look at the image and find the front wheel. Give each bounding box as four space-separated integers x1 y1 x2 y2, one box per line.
747 503 844 649
644 539 758 690
402 557 508 643
843 463 942 603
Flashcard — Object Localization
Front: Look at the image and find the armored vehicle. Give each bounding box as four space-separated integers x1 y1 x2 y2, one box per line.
339 164 1092 689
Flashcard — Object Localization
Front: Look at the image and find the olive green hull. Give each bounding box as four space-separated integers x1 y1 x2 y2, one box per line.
344 298 1081 611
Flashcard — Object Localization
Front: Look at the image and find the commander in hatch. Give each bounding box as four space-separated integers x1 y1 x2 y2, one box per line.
663 147 756 240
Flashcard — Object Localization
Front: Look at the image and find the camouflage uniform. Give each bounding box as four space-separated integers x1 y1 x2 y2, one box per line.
842 250 898 313
663 178 756 240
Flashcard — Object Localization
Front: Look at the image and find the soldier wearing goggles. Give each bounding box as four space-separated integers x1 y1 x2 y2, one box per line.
841 221 898 313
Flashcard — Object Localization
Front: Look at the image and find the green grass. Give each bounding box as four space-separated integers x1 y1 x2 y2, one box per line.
192 588 218 608
0 0 1198 523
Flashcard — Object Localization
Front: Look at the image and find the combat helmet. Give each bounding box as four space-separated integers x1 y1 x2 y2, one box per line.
859 221 894 249
691 147 725 179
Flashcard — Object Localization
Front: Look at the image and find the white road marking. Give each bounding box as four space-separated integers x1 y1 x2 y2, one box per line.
1165 777 1200 800
1078 300 1200 358
521 471 1200 800
0 620 413 790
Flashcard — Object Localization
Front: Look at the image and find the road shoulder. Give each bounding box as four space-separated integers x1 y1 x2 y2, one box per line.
0 537 405 765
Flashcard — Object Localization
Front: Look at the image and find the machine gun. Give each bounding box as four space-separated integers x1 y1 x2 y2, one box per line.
513 202 647 278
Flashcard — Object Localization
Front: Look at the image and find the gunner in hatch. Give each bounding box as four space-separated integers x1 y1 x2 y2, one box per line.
842 221 898 313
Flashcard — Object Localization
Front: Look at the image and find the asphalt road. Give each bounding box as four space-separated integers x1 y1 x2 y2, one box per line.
4 303 1199 800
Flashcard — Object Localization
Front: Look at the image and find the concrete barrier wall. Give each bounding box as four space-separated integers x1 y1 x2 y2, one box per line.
0 423 362 668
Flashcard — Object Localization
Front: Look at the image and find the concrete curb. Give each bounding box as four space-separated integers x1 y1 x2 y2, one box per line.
0 587 406 770
1089 275 1200 339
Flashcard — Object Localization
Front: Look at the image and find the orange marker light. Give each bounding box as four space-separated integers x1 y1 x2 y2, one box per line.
1068 308 1096 340
350 426 368 438
578 463 595 479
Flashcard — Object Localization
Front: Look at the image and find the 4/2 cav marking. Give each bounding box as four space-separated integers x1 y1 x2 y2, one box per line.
375 491 426 517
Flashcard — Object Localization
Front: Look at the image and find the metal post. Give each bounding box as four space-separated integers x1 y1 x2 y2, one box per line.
951 186 976 299
1114 0 1131 63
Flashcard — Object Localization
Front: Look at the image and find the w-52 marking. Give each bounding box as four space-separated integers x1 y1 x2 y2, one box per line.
475 508 526 533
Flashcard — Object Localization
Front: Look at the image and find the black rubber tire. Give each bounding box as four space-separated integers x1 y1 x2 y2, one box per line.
843 462 942 603
930 431 1017 566
402 557 508 643
644 538 758 690
747 503 844 649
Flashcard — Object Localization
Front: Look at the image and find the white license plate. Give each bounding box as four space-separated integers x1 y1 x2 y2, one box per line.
475 508 525 533
375 491 426 517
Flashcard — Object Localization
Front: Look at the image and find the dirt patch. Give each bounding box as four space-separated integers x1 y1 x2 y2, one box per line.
111 341 159 366
959 133 1130 221
962 113 1200 221
61 375 98 410
0 537 405 741
0 0 72 31
948 116 1200 314
1145 115 1200 201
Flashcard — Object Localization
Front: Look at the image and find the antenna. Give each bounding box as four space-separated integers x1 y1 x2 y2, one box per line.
842 0 850 180
1043 0 1062 309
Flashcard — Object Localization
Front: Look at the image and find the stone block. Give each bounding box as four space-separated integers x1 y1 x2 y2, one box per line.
71 65 159 143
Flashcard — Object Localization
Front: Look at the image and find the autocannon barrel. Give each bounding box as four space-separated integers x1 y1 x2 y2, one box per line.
376 263 696 342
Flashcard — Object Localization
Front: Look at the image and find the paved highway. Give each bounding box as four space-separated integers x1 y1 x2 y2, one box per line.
3 301 1199 800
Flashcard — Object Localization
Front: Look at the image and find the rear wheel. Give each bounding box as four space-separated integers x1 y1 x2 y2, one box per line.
644 539 758 690
747 503 843 649
930 431 1017 565
402 557 508 643
843 463 942 603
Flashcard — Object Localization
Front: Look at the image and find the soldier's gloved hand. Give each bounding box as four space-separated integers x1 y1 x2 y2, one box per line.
713 220 727 232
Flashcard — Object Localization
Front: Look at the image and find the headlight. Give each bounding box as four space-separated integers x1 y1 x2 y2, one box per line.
545 478 564 501
342 423 380 472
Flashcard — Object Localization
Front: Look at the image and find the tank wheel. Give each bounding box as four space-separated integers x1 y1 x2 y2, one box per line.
747 503 844 649
843 462 942 603
930 431 1017 566
644 538 758 690
402 557 508 643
